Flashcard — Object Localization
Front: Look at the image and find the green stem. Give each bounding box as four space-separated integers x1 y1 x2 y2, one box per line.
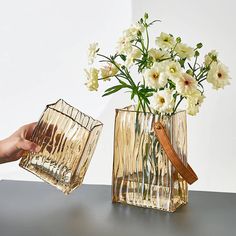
98 75 112 81
198 77 206 84
137 94 145 113
132 44 145 54
158 55 176 62
97 53 133 85
145 24 149 51
196 59 215 81
173 96 184 114
97 53 151 113
192 56 198 75
137 100 141 112
171 42 179 53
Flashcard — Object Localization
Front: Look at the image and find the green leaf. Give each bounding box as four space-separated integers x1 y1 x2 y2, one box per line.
131 90 136 100
173 92 179 99
148 19 161 27
137 31 142 37
104 85 123 93
140 94 150 104
102 85 124 97
116 78 131 88
168 79 176 89
145 92 154 97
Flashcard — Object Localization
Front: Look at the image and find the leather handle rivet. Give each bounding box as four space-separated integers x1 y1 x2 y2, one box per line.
155 124 162 130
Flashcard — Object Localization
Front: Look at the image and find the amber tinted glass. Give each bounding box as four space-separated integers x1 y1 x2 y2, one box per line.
20 99 103 194
112 106 188 212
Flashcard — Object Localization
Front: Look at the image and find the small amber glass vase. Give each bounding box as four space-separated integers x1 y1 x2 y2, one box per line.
112 106 188 212
20 99 103 194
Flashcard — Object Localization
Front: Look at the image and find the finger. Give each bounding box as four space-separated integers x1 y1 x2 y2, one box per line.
18 139 41 152
16 150 29 159
23 122 38 139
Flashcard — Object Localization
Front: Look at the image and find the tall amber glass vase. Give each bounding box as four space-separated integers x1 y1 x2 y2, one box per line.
20 99 103 194
112 106 188 212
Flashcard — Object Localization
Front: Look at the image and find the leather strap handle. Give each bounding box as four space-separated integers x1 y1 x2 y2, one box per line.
154 121 198 185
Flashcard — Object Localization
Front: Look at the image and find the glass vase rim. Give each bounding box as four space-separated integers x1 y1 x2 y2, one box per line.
115 105 185 116
45 99 103 131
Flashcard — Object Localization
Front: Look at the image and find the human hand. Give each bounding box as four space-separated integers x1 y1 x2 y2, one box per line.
0 123 40 164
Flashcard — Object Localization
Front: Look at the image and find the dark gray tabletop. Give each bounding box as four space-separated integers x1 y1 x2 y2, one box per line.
0 180 235 236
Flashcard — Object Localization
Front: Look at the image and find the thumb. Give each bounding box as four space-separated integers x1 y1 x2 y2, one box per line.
18 139 41 152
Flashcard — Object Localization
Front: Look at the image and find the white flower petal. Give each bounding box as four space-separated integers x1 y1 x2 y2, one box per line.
176 73 197 96
85 67 99 91
206 62 230 89
150 89 175 114
88 43 99 64
156 32 175 49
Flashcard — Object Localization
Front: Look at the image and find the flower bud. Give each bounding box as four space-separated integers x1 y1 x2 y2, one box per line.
211 55 217 61
196 43 203 48
186 69 193 76
176 37 181 43
195 51 200 57
137 31 142 37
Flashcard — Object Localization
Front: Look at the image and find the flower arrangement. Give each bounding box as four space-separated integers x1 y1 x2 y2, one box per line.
85 13 230 115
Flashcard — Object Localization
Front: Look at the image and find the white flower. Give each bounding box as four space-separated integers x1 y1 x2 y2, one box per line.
84 67 99 91
88 43 99 64
125 48 142 67
186 90 205 116
206 62 230 89
175 43 194 59
123 23 144 39
117 23 144 54
144 62 168 89
116 35 132 54
176 73 197 96
165 61 182 80
100 63 119 81
156 32 175 49
151 89 175 114
148 48 170 61
204 50 218 67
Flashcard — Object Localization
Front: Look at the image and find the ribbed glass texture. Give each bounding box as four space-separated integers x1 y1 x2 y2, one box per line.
20 99 103 194
112 106 188 212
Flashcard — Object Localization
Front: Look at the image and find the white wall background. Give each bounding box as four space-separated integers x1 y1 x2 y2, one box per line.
0 0 235 193
0 0 132 184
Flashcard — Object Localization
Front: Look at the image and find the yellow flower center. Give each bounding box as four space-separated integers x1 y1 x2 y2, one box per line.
152 72 159 80
217 72 222 78
184 80 190 85
159 97 165 104
170 68 176 73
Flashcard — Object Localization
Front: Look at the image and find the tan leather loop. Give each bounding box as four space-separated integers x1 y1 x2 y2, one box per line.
154 122 198 185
